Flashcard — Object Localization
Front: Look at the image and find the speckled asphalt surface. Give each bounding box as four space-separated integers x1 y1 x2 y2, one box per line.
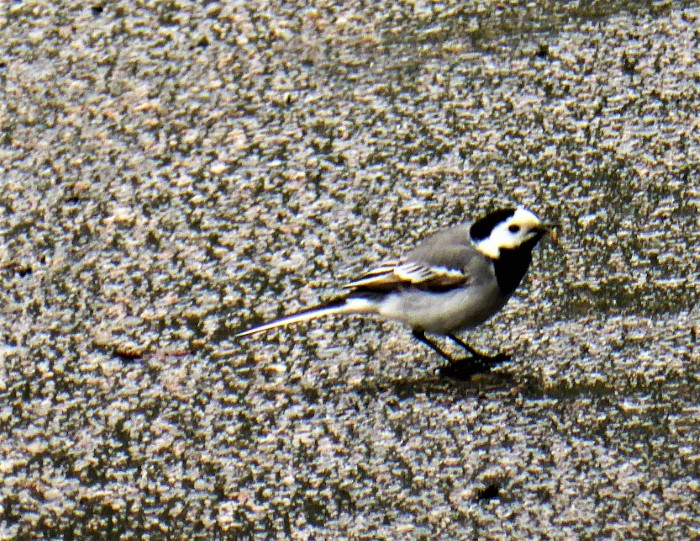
0 1 698 539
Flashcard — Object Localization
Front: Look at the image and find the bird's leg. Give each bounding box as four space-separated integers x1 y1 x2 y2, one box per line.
446 334 510 364
445 333 484 358
441 333 509 380
412 329 455 363
413 329 508 380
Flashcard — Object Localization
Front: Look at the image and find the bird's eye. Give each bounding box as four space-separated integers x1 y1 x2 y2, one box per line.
508 224 520 233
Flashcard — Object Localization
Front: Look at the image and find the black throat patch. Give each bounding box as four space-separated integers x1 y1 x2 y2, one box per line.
492 234 543 296
492 249 533 296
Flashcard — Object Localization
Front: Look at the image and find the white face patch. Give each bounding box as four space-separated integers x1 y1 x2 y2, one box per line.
475 207 543 259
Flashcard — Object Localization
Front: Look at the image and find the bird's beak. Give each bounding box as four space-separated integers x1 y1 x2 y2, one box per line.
529 222 559 244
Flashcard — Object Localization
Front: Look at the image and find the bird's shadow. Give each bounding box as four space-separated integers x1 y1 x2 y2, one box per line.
345 365 518 399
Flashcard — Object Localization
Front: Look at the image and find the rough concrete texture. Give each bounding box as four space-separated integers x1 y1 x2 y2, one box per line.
0 1 698 539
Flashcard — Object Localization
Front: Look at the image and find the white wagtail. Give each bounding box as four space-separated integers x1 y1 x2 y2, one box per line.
237 207 551 378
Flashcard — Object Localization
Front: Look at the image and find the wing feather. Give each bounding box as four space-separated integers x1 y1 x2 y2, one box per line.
343 225 480 292
344 261 470 291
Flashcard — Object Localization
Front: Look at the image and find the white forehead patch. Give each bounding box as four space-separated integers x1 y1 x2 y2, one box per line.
511 207 541 229
475 206 542 259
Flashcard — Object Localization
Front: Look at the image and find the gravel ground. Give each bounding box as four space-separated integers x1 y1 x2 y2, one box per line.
1 1 699 539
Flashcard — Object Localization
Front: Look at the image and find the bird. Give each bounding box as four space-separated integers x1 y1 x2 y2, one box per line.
237 206 552 379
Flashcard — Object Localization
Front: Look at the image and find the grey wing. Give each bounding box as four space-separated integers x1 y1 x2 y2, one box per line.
344 225 485 291
404 225 477 270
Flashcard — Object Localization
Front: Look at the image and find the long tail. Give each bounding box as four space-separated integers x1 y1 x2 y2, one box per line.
236 297 376 338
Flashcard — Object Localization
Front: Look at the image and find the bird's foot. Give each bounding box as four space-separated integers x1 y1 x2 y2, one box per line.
438 352 509 381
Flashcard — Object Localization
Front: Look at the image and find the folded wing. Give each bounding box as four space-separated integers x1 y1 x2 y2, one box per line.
344 260 471 292
344 225 480 293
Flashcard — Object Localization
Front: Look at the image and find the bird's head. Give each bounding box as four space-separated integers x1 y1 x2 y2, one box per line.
470 207 550 259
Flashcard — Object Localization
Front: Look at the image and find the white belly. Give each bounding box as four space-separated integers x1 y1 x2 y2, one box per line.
377 283 509 334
